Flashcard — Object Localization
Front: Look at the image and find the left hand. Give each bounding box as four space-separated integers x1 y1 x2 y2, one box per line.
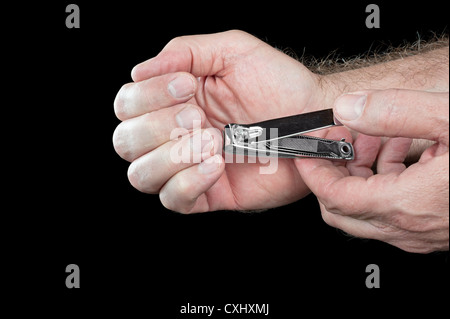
296 89 449 253
113 31 330 213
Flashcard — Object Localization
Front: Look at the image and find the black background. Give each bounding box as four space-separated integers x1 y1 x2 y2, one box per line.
9 0 449 317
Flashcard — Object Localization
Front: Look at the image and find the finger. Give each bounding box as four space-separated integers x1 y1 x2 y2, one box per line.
334 89 449 142
295 157 389 216
114 72 197 120
377 137 412 174
113 104 205 162
131 30 259 81
127 128 222 194
159 155 225 214
346 134 381 178
319 203 381 240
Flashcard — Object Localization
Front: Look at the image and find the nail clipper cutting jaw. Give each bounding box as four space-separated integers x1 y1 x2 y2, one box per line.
223 109 354 160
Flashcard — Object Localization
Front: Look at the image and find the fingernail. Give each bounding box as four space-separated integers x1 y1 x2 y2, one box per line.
176 106 201 129
168 75 195 99
198 155 222 174
335 94 367 121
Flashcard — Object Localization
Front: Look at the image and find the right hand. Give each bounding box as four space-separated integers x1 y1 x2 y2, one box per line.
113 30 338 213
296 89 449 253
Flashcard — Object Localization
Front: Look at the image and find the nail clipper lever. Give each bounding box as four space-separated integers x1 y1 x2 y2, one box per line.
223 109 354 160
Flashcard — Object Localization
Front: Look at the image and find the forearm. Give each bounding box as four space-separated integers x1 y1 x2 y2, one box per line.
312 45 448 161
320 46 449 106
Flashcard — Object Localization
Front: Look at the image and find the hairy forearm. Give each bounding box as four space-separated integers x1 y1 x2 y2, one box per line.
311 42 449 161
320 46 449 106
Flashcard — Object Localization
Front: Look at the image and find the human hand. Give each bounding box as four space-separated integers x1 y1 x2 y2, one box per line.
113 30 328 213
296 89 449 253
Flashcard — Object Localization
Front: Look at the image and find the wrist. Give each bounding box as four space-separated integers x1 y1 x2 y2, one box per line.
316 73 349 108
305 73 341 111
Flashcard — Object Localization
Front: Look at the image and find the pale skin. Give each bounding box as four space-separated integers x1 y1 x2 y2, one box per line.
113 30 449 253
296 90 449 253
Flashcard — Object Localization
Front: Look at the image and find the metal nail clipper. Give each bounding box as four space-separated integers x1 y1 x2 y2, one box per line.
223 109 354 160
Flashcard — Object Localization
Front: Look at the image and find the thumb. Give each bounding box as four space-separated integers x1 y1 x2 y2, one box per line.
131 30 259 82
334 89 449 142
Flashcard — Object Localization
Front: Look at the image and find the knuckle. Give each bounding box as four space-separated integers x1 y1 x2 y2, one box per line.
127 162 142 191
159 189 179 212
226 29 248 38
317 182 351 215
324 196 364 217
376 88 404 133
112 122 136 161
112 124 127 158
127 162 139 188
321 201 341 216
127 161 158 194
320 210 338 228
114 83 134 120
389 213 414 231
141 112 165 145
174 176 192 198
159 175 197 214
166 35 187 49
433 93 449 142
141 112 157 132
